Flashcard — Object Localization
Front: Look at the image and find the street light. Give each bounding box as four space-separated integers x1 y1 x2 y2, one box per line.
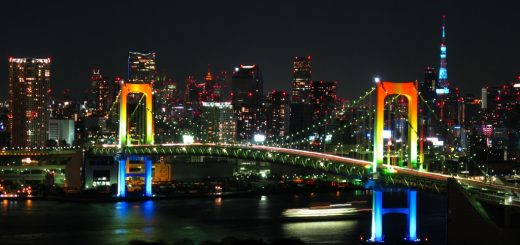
374 77 381 83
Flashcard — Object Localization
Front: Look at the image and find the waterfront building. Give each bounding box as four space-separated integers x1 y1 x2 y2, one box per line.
8 57 51 148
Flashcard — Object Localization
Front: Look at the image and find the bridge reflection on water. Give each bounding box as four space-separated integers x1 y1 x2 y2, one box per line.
0 190 447 244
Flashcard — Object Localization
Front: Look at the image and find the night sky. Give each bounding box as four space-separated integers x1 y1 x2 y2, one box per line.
1 0 520 100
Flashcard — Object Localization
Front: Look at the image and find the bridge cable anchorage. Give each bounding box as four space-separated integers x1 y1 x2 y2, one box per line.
266 87 376 147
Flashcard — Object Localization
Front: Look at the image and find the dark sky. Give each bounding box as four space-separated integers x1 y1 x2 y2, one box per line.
1 0 520 100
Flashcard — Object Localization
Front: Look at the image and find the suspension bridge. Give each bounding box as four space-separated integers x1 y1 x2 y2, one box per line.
2 80 519 243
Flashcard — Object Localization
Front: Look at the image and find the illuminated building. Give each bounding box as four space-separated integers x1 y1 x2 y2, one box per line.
231 65 264 142
421 67 438 102
48 119 75 146
202 65 222 102
264 90 290 139
8 57 51 148
201 102 236 143
184 76 205 109
91 68 112 117
310 80 337 120
128 51 156 84
291 56 312 103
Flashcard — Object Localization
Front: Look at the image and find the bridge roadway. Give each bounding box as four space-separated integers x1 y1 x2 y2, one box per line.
1 144 518 204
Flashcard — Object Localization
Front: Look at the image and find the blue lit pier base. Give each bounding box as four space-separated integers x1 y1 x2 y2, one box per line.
144 157 152 197
370 189 418 242
117 159 126 197
117 156 153 198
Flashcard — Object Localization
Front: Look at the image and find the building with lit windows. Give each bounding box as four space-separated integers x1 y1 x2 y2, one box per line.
8 57 51 148
200 102 236 143
421 67 438 103
291 56 312 103
231 65 264 142
310 80 337 121
128 51 156 84
91 69 112 117
264 90 290 139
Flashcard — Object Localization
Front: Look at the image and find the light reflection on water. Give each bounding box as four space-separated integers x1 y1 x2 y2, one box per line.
283 220 358 244
0 191 446 244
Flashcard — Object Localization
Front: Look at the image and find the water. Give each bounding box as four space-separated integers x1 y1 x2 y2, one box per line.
0 191 446 244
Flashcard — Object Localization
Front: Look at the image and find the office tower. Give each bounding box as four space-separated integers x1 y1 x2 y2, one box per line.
231 65 264 142
264 90 290 139
201 65 221 102
184 76 205 111
421 67 438 102
91 69 112 117
310 80 337 120
8 57 51 148
291 56 312 103
128 51 156 84
200 102 236 143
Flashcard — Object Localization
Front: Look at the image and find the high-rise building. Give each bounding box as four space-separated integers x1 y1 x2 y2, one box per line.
291 56 312 103
200 102 236 143
231 65 264 142
310 80 337 120
437 15 449 92
421 67 438 102
91 69 112 117
264 90 290 139
201 65 222 102
128 51 156 84
8 57 51 148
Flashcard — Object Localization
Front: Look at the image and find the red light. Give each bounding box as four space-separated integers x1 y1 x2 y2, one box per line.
248 92 253 97
230 92 234 96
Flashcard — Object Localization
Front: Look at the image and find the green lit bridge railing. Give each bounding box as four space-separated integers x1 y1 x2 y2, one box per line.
89 143 453 191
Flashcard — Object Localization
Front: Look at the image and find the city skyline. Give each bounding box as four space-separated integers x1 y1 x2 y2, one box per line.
1 0 520 100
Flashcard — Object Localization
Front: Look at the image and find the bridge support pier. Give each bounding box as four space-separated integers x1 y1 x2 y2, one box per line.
370 189 418 243
117 156 153 198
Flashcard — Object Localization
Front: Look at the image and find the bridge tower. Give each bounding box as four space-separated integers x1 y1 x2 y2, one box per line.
118 82 154 147
117 82 154 198
370 189 418 242
373 81 420 172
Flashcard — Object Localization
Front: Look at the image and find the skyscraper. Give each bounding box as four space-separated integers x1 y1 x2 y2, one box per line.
264 90 290 139
310 80 337 120
200 102 236 143
128 51 156 84
8 57 51 148
421 67 438 102
91 68 112 117
291 56 312 103
231 65 264 142
437 15 449 93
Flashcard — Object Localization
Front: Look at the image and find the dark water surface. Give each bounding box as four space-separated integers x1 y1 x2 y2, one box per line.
0 191 446 244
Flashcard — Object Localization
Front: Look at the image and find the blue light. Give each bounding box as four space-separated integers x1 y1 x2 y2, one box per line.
117 159 126 198
408 190 417 241
370 189 418 243
440 46 446 52
371 190 384 242
439 68 448 80
436 87 449 94
145 157 153 197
